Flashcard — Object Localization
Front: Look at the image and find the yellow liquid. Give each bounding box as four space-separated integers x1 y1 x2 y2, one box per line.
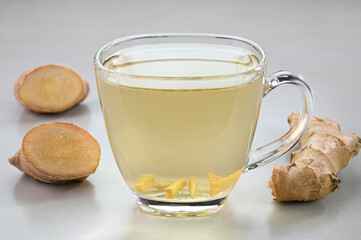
97 46 264 202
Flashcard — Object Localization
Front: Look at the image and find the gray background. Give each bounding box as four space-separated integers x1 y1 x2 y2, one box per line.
1 0 360 239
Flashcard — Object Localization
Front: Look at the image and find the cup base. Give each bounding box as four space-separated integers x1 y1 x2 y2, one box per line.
137 196 227 217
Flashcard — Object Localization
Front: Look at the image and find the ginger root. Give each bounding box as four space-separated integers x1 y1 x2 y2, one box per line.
9 123 101 183
269 114 361 201
14 65 89 113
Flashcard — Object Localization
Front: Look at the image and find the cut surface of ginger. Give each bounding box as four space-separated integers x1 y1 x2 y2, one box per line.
14 65 89 113
9 122 100 183
208 168 244 196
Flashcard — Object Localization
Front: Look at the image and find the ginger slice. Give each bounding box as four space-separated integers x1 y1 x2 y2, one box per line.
14 65 89 113
155 182 172 190
269 114 361 201
9 122 100 184
208 172 223 182
164 179 186 199
208 168 244 196
133 174 157 192
188 176 197 199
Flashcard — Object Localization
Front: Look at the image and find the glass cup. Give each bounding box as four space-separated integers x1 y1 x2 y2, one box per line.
94 33 313 217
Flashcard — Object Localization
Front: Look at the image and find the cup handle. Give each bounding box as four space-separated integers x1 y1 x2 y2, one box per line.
244 71 313 172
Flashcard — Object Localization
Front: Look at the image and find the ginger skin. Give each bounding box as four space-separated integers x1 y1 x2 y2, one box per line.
269 114 360 201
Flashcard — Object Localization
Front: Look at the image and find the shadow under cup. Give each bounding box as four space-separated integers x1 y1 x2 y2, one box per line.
94 33 313 217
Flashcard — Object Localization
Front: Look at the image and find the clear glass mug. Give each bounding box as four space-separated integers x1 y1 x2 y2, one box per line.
94 33 313 217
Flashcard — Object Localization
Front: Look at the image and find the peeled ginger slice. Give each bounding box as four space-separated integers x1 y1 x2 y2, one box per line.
188 176 197 199
165 179 186 199
208 168 244 196
134 174 157 192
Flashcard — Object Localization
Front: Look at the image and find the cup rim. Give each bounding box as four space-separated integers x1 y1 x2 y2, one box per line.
94 33 267 80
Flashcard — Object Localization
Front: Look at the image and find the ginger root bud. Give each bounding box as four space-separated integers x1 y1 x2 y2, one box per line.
14 65 89 113
269 114 361 201
9 123 101 183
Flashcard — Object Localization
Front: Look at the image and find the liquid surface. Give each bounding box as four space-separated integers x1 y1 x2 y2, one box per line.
97 44 264 202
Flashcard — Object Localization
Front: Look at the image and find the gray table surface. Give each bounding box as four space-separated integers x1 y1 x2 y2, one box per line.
1 0 361 239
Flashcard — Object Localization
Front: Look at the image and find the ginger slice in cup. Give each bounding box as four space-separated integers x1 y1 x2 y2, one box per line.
188 176 197 199
133 174 157 192
14 65 89 113
208 168 244 196
155 181 172 190
164 179 186 199
208 172 223 182
9 123 100 184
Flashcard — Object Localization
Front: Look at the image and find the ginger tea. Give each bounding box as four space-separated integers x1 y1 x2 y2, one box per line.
96 44 264 202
